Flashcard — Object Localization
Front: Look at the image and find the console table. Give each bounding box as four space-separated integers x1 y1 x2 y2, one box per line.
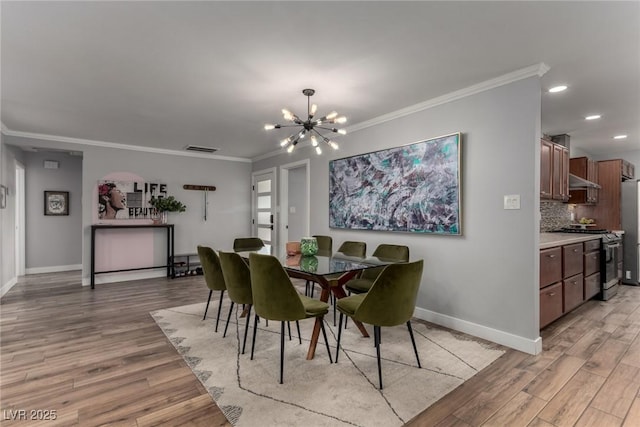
90 224 174 289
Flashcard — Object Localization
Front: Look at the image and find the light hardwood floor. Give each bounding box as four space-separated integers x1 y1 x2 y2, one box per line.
1 272 639 426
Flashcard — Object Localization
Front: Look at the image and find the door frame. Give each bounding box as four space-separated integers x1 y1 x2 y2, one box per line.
15 161 26 276
251 167 277 250
279 159 310 256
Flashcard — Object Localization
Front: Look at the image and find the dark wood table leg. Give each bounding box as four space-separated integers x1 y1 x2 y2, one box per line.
330 284 370 338
306 285 331 360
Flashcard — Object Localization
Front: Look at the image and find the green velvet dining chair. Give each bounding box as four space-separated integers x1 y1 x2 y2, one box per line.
335 259 424 389
336 240 367 257
218 251 254 354
197 245 227 333
233 237 265 252
248 252 333 384
345 244 410 294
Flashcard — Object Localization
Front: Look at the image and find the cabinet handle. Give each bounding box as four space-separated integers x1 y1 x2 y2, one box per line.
548 292 556 297
547 254 556 258
573 249 578 253
571 280 577 285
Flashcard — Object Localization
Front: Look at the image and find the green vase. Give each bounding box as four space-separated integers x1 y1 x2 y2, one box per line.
300 237 318 256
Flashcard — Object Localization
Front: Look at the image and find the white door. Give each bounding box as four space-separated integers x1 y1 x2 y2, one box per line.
15 162 25 276
252 169 276 250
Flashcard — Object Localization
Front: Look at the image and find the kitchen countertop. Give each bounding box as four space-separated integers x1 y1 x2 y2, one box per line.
540 233 602 249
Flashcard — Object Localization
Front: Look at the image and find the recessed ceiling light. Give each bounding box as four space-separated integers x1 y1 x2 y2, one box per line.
548 85 568 93
585 115 601 120
613 135 628 139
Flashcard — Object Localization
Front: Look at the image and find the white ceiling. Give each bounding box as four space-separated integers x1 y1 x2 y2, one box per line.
2 1 639 160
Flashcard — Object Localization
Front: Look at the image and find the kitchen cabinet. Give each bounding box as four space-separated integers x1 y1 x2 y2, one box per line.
569 156 599 204
539 237 601 328
540 138 569 201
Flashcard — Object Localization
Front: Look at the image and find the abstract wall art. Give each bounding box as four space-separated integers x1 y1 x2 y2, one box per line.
329 133 461 235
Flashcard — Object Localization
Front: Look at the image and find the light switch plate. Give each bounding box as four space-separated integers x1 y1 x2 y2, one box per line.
289 206 296 214
504 194 521 210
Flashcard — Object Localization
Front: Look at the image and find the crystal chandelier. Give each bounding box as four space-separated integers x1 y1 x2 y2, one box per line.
264 88 347 154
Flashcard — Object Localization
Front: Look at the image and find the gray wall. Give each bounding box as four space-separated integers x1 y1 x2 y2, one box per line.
25 151 83 269
254 77 542 350
5 135 252 285
287 166 307 241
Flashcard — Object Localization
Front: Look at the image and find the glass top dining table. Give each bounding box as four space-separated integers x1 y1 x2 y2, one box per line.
234 247 394 359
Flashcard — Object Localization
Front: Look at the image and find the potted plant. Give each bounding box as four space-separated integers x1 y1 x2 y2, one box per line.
149 196 186 224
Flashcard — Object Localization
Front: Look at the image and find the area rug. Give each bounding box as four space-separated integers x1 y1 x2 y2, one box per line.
151 292 505 426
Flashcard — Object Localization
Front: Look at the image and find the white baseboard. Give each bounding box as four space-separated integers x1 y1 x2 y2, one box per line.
414 307 542 355
26 264 82 275
1 277 18 298
82 270 167 287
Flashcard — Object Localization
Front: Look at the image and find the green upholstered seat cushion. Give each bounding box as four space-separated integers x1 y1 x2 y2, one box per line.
197 245 227 291
299 294 329 317
336 293 366 317
218 251 253 305
345 278 375 294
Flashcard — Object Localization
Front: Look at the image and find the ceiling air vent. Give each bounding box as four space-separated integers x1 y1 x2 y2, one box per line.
184 145 218 154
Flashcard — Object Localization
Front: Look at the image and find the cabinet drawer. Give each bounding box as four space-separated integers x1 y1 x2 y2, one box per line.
563 243 584 277
564 273 584 312
540 247 562 288
584 250 600 276
584 239 601 253
540 282 563 328
585 273 601 300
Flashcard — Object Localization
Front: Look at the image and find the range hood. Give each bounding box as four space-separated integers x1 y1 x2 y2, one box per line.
569 173 601 189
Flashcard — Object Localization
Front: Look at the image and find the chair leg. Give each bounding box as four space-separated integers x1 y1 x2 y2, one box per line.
305 280 310 296
242 305 252 354
375 325 383 389
250 314 259 360
407 321 421 368
280 321 286 384
223 301 235 338
335 312 344 362
296 320 302 345
215 290 225 333
319 318 333 363
203 289 213 320
287 321 292 341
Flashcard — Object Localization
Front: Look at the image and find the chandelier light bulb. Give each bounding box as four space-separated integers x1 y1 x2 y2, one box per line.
311 135 318 147
329 141 339 150
287 144 295 153
325 111 338 120
282 109 294 121
310 104 318 116
264 124 276 130
315 146 322 155
280 139 289 147
334 116 347 124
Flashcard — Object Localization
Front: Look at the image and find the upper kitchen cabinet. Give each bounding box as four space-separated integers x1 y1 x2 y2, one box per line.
540 138 569 202
569 156 599 204
622 160 635 181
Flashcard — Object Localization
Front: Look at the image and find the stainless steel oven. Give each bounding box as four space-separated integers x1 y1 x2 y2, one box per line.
601 233 623 300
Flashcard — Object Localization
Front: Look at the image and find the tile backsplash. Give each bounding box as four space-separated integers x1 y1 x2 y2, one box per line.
540 201 572 231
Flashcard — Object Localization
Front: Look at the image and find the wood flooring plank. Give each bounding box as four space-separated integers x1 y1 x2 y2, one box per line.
622 395 640 427
575 407 624 427
620 333 640 369
565 328 611 360
480 391 546 427
590 363 640 419
523 354 585 401
583 337 630 377
135 394 223 427
537 369 607 426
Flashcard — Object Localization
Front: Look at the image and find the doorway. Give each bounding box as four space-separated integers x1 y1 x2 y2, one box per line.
279 159 310 255
251 168 276 250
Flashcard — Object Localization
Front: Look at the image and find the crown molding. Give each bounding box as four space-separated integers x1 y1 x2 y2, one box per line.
252 63 549 162
2 128 252 163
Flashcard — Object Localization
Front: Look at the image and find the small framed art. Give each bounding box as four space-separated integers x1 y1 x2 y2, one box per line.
44 191 69 216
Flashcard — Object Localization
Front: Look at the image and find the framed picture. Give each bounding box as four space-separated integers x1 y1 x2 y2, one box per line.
44 191 69 216
0 185 7 209
329 132 462 235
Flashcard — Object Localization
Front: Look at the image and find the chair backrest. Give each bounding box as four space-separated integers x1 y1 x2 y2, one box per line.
218 251 253 305
249 253 306 321
233 237 265 252
312 235 333 256
337 241 366 257
354 260 424 327
361 244 411 280
197 245 226 291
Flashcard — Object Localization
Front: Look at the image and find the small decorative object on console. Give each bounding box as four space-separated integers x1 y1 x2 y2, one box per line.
300 237 318 256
